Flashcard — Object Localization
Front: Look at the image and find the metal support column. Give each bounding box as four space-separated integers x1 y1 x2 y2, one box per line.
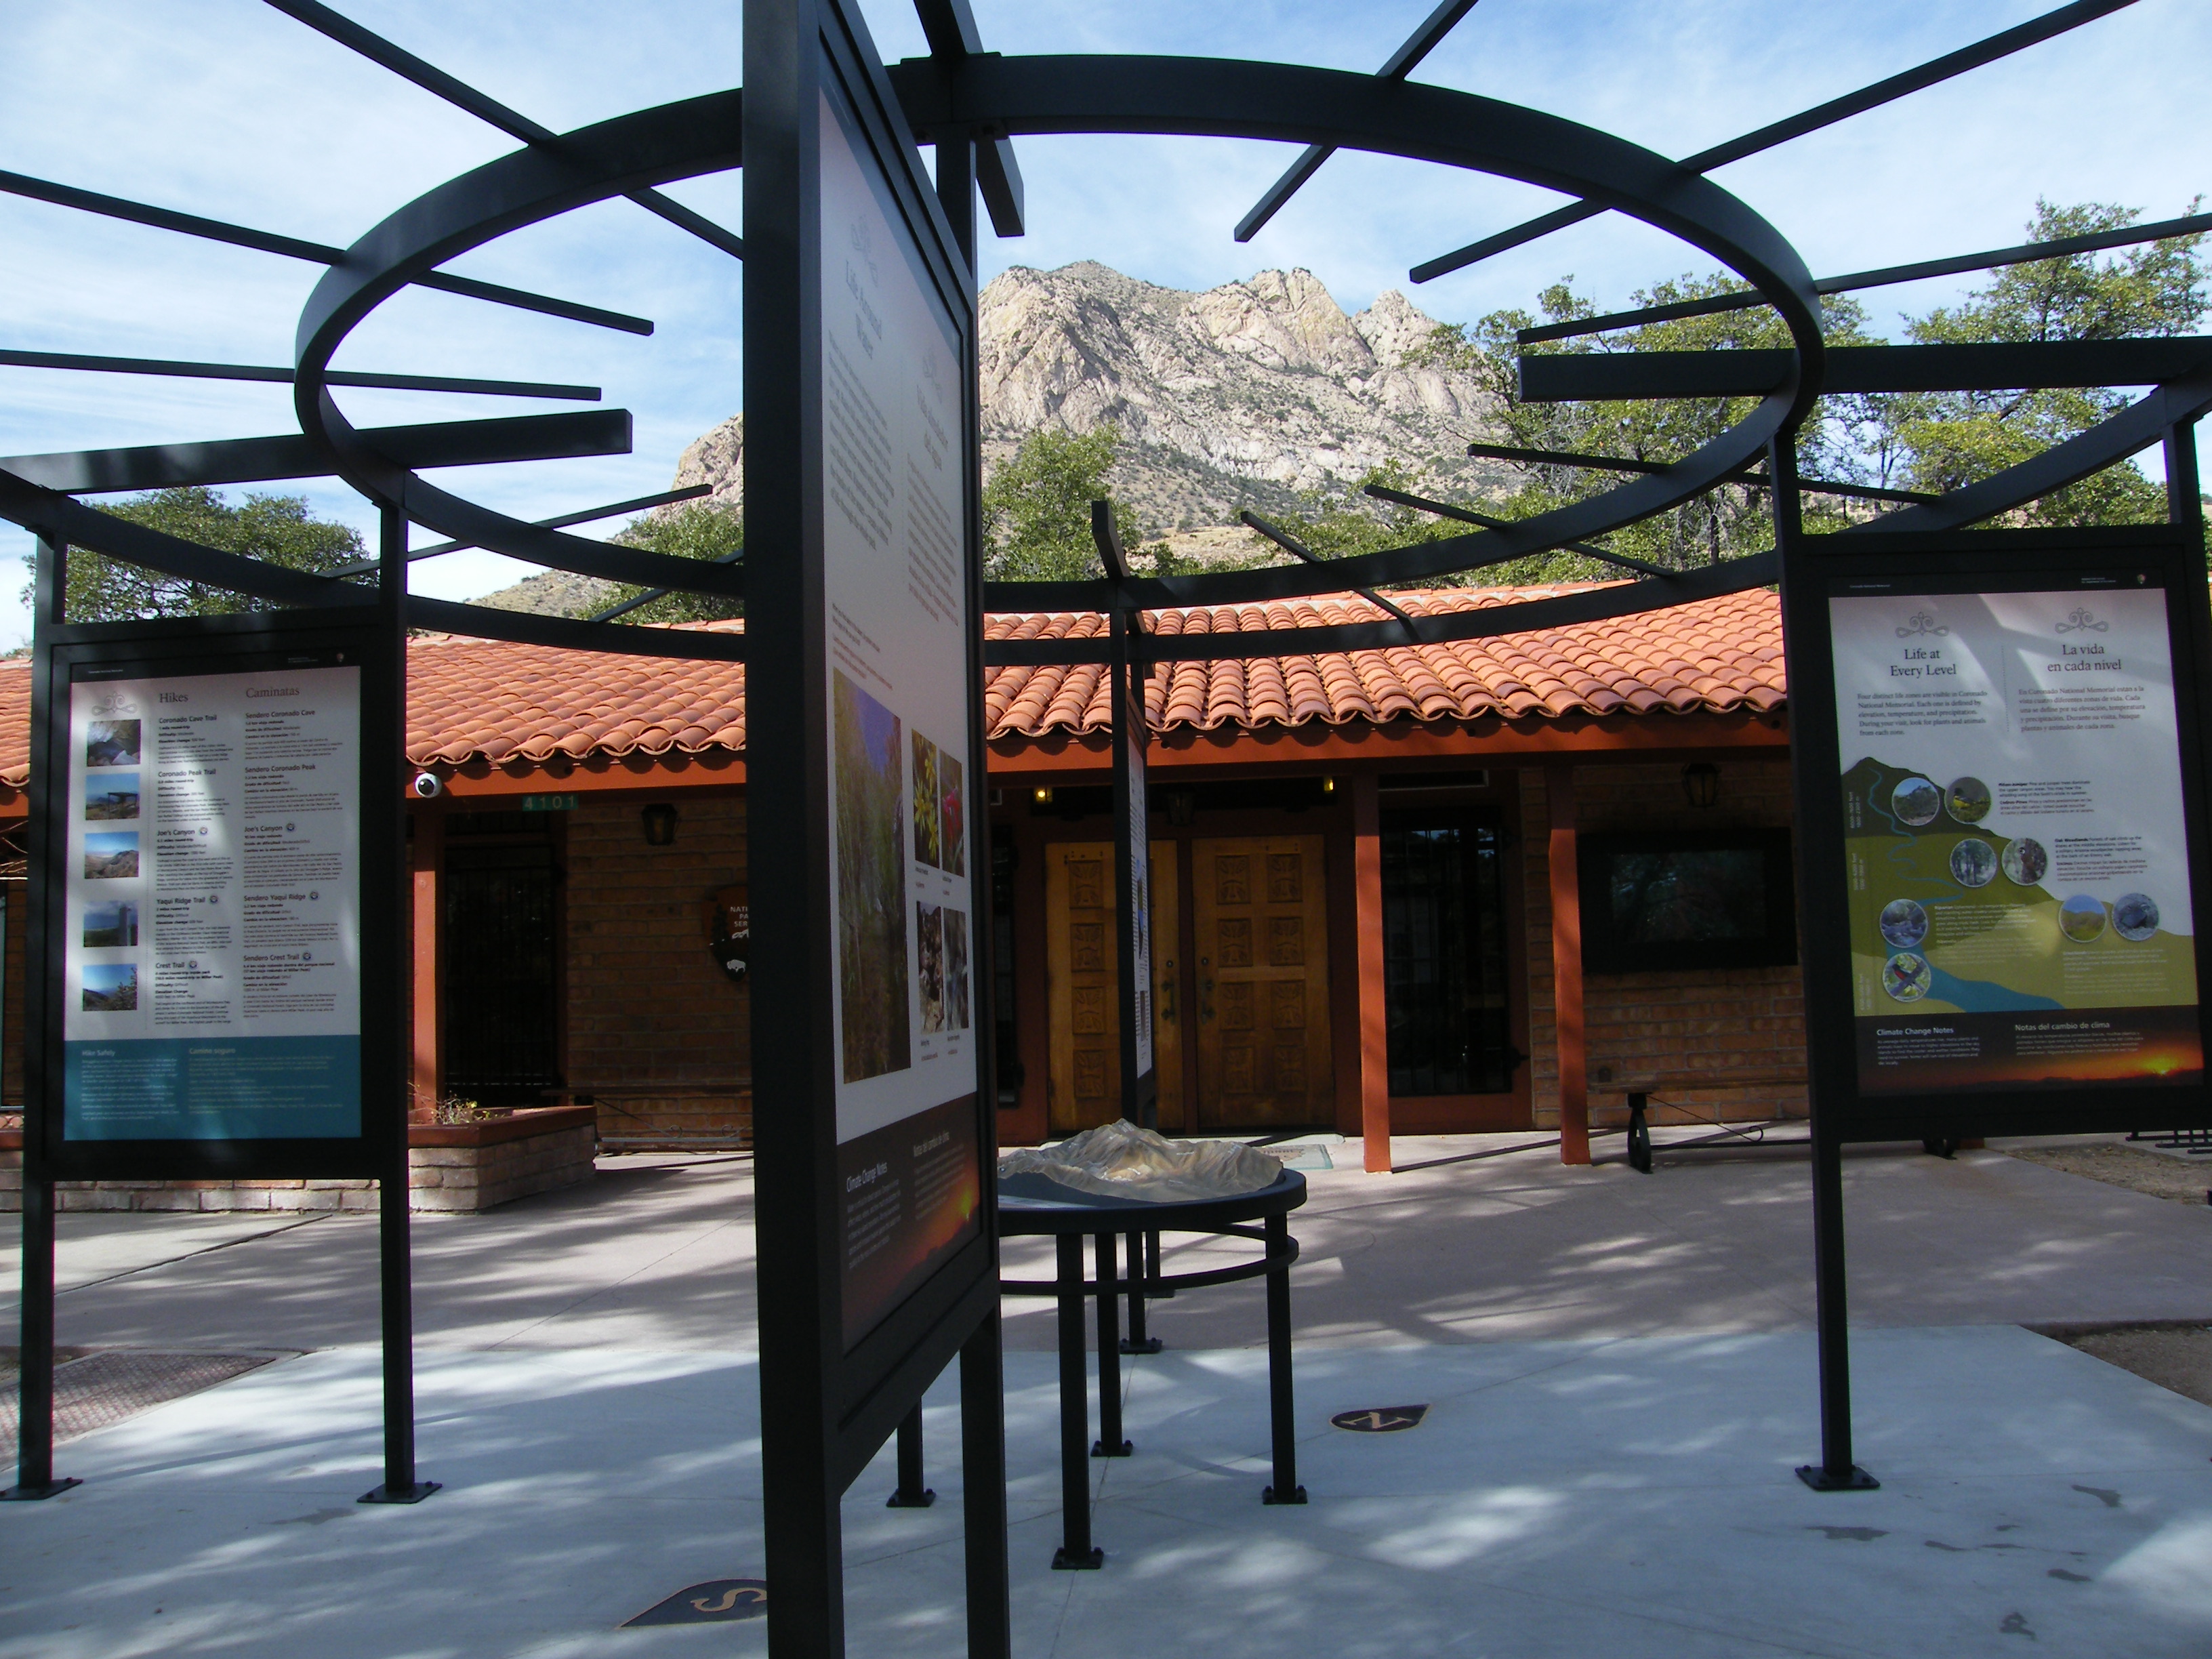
888 1402 936 1507
4 535 74 1504
1260 1212 1305 1504
3 1176 72 1500
1051 1233 1103 1568
1120 1226 1161 1354
1771 430 1876 1493
960 1307 1012 1659
1092 1231 1130 1456
360 503 436 1507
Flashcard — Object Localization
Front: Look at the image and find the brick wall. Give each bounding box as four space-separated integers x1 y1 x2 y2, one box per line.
1 1112 596 1214
564 790 752 1146
1521 759 1807 1130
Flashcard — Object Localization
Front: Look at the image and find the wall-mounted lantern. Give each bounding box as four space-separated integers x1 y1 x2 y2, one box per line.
641 802 679 846
1682 763 1721 810
1031 786 1053 806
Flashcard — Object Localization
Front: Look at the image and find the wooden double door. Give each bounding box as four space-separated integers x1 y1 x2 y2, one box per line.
1046 835 1330 1134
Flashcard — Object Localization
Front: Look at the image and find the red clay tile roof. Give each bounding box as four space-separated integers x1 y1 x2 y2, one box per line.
981 586 1786 738
0 585 1786 785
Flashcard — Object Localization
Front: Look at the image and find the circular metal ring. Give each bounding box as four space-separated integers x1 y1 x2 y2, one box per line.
291 58 1824 632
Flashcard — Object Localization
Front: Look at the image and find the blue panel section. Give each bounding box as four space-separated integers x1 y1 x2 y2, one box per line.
64 1036 362 1141
1926 968 2064 1014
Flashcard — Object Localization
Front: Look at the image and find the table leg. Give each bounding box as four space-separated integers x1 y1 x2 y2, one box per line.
1092 1232 1131 1456
1120 1227 1164 1355
1261 1213 1305 1505
1052 1233 1103 1569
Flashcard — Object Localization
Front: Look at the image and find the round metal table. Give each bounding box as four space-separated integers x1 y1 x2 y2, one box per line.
997 1167 1308 1568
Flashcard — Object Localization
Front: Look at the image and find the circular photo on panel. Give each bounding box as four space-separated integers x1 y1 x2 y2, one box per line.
2060 895 2108 943
1891 775 1941 827
1879 898 1929 951
2113 893 2160 942
1883 951 1931 1002
1946 777 1992 824
2001 837 2048 887
1949 838 1997 888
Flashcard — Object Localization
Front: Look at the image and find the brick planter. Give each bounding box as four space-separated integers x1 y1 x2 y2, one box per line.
0 1105 597 1214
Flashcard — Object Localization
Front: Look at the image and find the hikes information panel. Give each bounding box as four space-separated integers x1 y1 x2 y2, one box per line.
62 663 363 1139
1830 585 2201 1094
816 67 980 1346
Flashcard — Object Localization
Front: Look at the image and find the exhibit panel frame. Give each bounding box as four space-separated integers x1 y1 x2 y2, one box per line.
745 0 1006 1651
26 606 403 1185
1782 523 2212 1145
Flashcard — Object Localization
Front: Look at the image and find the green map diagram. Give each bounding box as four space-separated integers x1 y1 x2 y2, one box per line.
1843 757 2196 1017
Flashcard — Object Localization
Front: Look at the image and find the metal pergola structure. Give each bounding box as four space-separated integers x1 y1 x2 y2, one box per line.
0 0 2198 663
3 0 2210 1642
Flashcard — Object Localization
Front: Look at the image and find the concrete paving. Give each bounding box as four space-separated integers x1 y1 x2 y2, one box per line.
3 1332 2210 1656
4 1134 2212 1656
8 1136 2212 1355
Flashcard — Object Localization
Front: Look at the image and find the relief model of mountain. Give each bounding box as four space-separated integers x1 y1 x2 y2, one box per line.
474 262 1504 614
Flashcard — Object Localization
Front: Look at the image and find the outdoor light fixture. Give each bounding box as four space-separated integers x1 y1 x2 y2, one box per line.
1682 764 1721 809
1167 788 1195 827
1321 777 1336 794
1032 786 1053 806
641 802 678 846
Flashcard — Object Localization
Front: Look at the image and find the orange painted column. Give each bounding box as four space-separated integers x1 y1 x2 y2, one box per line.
411 813 443 1118
1353 773 1392 1172
1546 762 1590 1165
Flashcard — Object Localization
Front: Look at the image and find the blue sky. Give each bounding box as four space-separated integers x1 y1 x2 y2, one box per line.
0 0 2204 647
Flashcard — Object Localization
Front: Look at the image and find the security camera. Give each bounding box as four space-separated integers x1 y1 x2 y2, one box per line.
411 772 443 800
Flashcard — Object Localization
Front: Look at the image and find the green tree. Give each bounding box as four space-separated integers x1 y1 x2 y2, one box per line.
37 486 365 621
598 499 745 623
982 424 1168 581
1875 199 2205 528
1403 272 1884 579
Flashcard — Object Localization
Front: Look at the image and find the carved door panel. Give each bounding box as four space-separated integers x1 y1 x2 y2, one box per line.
1045 840 1182 1137
1192 836 1332 1129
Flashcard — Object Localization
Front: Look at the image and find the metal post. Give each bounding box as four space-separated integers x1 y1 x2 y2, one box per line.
1260 1212 1305 1504
887 1402 935 1507
960 1308 1011 1659
4 536 76 1504
1120 1225 1160 1354
1092 1231 1129 1456
1771 430 1876 1493
1052 1233 1103 1568
359 503 436 1506
3 1176 73 1500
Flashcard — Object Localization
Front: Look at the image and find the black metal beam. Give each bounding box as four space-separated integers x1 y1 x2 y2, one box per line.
1411 0 2138 283
0 409 634 494
0 168 652 336
0 465 375 608
1462 442 1941 504
1234 0 1481 242
0 348 599 402
1518 337 2212 402
1090 498 1130 585
983 550 1776 667
587 541 743 621
406 594 748 659
1238 510 1422 638
912 0 1026 237
1361 483 1675 573
1519 210 2212 345
264 0 743 260
327 484 712 578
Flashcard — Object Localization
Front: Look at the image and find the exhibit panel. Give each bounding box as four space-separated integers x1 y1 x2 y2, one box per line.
30 614 399 1183
1787 528 2212 1142
817 62 984 1351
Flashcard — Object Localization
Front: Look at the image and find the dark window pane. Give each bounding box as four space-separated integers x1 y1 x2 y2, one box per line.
1607 848 1767 945
1382 815 1513 1097
443 842 560 1100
